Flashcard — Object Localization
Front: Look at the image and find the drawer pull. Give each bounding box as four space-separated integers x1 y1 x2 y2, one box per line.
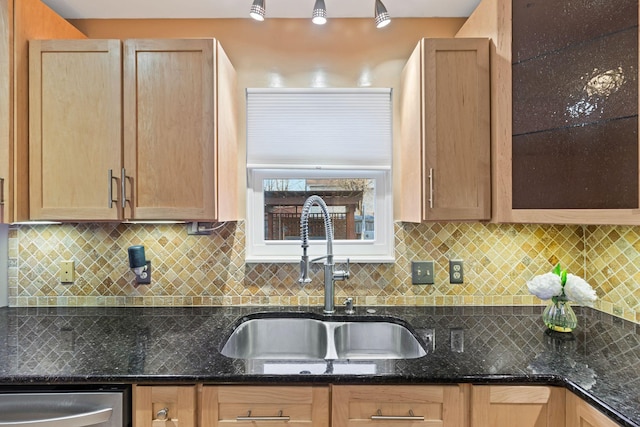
371 409 424 421
237 410 290 422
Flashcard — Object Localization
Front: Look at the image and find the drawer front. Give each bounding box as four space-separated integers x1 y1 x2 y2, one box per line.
202 385 329 427
332 385 466 427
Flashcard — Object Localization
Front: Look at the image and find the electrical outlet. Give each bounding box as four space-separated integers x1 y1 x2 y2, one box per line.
187 222 214 235
60 327 75 352
60 260 75 283
412 261 434 285
449 259 464 284
450 328 464 353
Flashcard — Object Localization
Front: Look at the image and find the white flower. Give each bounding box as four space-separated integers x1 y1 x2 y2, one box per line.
527 272 562 300
564 273 597 307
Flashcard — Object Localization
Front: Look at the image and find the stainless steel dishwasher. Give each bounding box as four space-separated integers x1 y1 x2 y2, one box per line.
0 385 130 427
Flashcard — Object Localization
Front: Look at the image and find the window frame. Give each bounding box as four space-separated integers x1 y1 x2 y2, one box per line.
245 168 394 263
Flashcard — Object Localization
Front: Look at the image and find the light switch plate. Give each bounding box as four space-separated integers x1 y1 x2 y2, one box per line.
412 261 434 285
450 328 464 353
60 260 75 283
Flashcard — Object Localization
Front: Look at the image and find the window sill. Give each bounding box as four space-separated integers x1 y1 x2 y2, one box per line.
244 255 396 264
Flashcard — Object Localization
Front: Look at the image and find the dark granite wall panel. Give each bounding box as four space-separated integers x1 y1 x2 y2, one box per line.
513 28 637 136
512 0 639 210
1 306 640 427
513 117 638 209
513 0 638 63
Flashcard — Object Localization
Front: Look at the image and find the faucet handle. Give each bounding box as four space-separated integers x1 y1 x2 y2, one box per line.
344 297 355 314
333 258 350 281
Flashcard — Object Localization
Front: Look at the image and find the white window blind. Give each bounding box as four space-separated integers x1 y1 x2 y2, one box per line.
246 88 392 169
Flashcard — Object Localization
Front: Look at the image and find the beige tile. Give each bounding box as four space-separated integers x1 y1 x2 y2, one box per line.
8 221 640 324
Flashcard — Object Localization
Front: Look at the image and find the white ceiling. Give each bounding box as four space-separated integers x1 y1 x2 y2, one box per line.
41 0 482 19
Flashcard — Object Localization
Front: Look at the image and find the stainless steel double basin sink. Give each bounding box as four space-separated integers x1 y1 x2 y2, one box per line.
220 317 427 360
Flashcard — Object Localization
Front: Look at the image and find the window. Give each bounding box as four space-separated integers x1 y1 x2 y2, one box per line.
246 88 393 263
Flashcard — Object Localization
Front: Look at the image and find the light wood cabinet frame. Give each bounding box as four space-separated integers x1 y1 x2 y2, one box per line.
2 0 85 223
29 39 123 220
28 37 238 222
566 391 621 427
471 385 565 427
123 38 238 222
397 37 491 222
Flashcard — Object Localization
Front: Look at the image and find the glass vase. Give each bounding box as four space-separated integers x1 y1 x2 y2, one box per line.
542 295 577 333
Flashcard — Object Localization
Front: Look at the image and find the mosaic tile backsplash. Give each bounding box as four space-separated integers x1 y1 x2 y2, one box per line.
7 222 640 324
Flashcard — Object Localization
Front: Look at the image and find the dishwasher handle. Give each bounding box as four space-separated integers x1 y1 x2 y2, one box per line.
0 407 113 427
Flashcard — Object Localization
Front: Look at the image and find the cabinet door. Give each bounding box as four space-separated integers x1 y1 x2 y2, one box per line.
133 385 197 427
424 38 490 221
566 391 621 427
0 0 10 223
332 384 466 427
471 385 565 427
123 39 218 221
397 38 490 222
201 385 329 427
29 39 123 220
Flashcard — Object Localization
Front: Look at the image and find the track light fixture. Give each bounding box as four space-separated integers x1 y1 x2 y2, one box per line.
248 0 391 27
312 0 327 25
249 0 266 21
374 0 391 28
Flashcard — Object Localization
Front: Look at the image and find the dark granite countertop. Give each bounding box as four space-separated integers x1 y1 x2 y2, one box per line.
0 305 638 426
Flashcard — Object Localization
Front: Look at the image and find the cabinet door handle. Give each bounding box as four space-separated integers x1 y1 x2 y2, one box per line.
371 409 424 421
428 168 434 209
0 177 4 205
108 170 118 208
121 168 129 207
236 410 290 422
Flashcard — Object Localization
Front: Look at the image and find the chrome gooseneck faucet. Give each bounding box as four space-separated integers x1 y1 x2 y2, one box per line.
298 195 350 314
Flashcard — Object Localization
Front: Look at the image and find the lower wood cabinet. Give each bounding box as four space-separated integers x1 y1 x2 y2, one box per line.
566 391 621 427
201 385 329 427
132 384 622 427
332 384 467 427
133 385 197 427
471 385 565 427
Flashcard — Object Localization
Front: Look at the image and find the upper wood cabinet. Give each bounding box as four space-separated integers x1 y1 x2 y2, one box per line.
471 385 565 427
1 0 85 223
332 384 467 427
396 37 490 222
29 38 238 222
0 0 11 223
123 39 238 221
29 39 122 220
457 0 640 225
